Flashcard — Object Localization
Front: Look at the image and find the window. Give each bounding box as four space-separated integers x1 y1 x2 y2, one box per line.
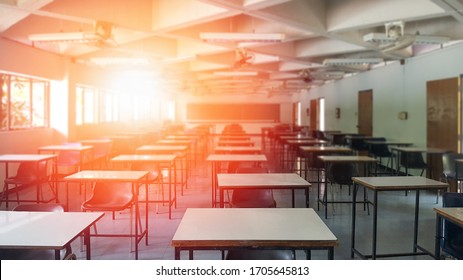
0 73 49 130
76 85 98 125
319 97 325 131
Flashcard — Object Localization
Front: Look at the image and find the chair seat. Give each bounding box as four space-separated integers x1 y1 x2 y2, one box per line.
231 189 276 208
226 249 294 260
4 175 38 185
82 198 133 212
81 182 135 212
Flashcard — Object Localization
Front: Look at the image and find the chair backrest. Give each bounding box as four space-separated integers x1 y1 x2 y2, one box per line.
369 143 391 157
131 162 159 181
57 150 81 167
400 152 426 169
231 166 275 208
442 152 463 179
327 162 357 185
15 161 48 181
441 192 463 259
235 166 269 174
83 182 135 211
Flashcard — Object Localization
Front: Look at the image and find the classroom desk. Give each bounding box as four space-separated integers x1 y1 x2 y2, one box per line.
136 145 189 194
157 139 194 169
110 154 177 219
391 146 448 177
299 146 352 181
214 146 261 154
108 135 138 155
218 135 252 141
217 140 255 147
351 176 448 260
0 154 57 208
206 154 267 207
37 144 94 174
64 170 148 260
80 139 113 168
364 140 413 171
318 155 378 219
434 207 463 259
172 208 338 260
167 134 204 155
217 173 311 208
284 139 329 172
324 132 352 145
0 210 104 260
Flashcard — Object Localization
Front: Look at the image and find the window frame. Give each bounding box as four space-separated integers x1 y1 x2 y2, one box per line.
0 72 50 131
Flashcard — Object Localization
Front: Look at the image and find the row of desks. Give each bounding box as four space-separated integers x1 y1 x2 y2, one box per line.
0 132 209 260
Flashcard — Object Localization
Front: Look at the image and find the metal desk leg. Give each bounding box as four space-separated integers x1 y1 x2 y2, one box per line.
351 183 358 259
371 190 378 260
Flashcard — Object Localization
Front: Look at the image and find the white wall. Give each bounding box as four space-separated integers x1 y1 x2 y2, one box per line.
301 42 463 147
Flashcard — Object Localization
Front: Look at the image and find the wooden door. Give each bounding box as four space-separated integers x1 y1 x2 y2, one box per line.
358 90 373 136
427 77 460 186
309 99 318 131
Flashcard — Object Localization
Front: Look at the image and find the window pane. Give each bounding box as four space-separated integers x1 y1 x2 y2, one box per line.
32 81 46 127
83 89 94 123
10 77 31 129
76 87 83 125
105 93 112 122
1 75 8 130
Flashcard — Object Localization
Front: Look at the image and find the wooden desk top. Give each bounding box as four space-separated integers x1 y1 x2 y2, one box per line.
0 211 104 250
0 154 57 162
110 154 176 163
172 208 338 247
38 145 93 152
299 146 352 153
207 154 267 162
214 147 261 153
286 140 328 145
156 140 192 145
217 140 255 146
217 173 311 189
318 155 378 163
391 146 449 154
434 208 463 227
64 170 148 182
352 176 448 191
136 145 187 152
364 140 412 146
166 135 200 140
80 139 113 144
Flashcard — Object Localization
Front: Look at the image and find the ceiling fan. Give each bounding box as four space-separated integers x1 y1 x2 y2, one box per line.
233 48 255 69
363 21 450 53
28 21 118 48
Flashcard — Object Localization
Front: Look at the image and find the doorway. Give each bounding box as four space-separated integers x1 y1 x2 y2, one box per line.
427 77 460 186
358 90 373 136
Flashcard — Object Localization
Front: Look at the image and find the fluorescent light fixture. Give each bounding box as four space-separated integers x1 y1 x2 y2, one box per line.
88 57 151 66
200 32 285 43
162 55 196 64
28 32 104 44
323 58 384 66
213 71 258 77
363 33 449 45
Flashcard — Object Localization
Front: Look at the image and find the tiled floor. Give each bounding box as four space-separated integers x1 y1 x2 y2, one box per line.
1 137 443 260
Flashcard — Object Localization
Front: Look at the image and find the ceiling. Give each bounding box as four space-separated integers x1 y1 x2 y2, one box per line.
1 0 463 97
